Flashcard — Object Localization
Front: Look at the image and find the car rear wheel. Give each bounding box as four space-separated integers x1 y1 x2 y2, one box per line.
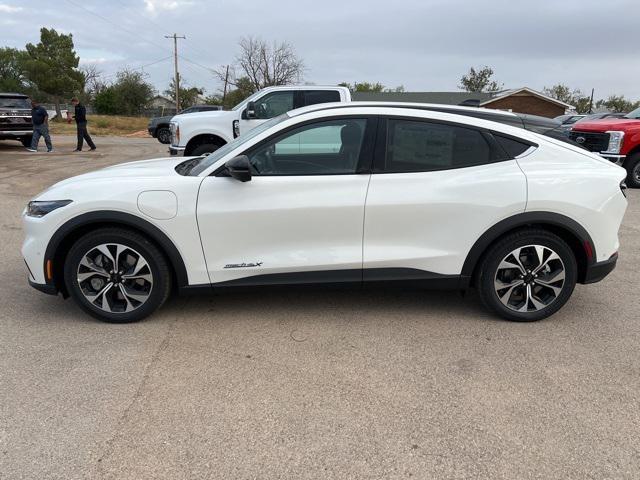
156 127 171 144
64 228 171 323
476 229 577 322
624 153 640 188
21 136 33 148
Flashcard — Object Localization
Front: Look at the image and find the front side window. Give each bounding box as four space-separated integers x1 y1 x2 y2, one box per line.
253 91 295 119
246 118 367 175
382 119 491 172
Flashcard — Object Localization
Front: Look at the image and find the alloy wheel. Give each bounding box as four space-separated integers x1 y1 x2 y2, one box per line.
493 245 566 313
77 243 153 313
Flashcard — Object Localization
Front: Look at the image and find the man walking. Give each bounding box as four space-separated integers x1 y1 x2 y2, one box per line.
27 100 53 152
71 97 96 152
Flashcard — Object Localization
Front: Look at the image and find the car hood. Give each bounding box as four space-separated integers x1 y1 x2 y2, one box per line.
45 157 185 189
572 118 640 132
172 110 234 122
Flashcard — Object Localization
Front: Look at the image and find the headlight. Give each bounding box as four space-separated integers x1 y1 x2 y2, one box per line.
605 131 625 154
170 122 180 145
26 200 72 217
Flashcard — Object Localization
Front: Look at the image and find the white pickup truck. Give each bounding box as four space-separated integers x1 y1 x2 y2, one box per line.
169 85 351 156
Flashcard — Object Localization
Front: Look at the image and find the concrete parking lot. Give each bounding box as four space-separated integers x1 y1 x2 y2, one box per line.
1 135 639 479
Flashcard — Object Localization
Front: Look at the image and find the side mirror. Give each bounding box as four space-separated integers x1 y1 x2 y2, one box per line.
245 101 256 119
225 155 252 182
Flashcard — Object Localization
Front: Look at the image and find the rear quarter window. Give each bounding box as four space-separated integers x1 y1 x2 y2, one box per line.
494 135 532 158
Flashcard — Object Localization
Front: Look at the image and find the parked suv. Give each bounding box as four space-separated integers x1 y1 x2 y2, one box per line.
0 93 33 147
148 104 221 144
569 107 640 187
169 85 351 156
23 104 627 324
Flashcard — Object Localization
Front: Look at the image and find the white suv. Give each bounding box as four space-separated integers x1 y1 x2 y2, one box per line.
22 104 628 323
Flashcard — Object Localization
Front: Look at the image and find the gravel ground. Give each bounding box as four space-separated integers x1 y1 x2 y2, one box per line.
1 135 639 479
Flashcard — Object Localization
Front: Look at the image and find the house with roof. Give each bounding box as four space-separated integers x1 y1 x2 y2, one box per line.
352 87 573 118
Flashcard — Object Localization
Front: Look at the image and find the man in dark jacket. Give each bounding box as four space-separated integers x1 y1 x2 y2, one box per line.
27 100 53 152
71 98 96 151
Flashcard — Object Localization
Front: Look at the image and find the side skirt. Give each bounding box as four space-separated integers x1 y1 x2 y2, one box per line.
178 268 468 295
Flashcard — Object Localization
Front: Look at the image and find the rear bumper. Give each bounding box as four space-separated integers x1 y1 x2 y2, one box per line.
0 130 33 138
583 253 618 284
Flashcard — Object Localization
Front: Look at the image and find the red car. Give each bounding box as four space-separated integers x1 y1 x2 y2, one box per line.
569 107 640 187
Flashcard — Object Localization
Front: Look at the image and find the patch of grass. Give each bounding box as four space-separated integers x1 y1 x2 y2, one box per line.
49 115 150 137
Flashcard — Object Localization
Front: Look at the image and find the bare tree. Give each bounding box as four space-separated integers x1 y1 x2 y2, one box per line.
217 37 305 92
80 64 104 102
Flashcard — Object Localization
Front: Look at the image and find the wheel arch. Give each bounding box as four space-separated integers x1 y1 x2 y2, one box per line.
184 133 227 155
45 211 189 297
461 212 595 287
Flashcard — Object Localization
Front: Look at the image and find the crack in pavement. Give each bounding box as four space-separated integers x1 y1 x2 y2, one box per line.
94 297 191 475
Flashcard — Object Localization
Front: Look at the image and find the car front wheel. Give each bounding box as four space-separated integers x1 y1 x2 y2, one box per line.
624 153 640 188
476 229 577 322
64 228 171 323
156 127 171 144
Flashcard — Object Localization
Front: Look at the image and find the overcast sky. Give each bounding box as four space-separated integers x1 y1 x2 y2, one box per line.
2 0 639 100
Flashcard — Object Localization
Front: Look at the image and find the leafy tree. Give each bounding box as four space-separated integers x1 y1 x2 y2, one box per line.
543 84 593 114
93 69 155 115
164 74 204 109
459 66 502 93
217 37 305 91
0 47 31 92
205 76 254 110
596 95 640 113
94 86 118 115
23 28 84 119
339 82 405 93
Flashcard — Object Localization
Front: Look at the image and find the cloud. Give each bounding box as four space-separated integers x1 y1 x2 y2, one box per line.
143 0 192 14
0 3 22 13
81 58 109 65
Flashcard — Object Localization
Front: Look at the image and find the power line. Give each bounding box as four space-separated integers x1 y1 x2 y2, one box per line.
99 56 172 79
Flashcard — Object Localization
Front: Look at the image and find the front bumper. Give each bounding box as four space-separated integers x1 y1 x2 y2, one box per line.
169 146 185 156
583 253 618 284
28 278 58 295
148 127 156 137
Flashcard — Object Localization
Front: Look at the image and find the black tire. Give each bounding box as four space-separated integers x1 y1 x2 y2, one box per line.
64 228 172 323
476 229 577 322
624 153 640 188
21 136 33 148
190 143 222 156
156 127 171 144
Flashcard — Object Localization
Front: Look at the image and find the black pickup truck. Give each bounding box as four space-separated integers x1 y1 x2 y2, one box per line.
148 104 221 144
0 93 33 147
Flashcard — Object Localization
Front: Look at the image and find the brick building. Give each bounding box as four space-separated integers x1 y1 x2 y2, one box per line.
352 87 572 118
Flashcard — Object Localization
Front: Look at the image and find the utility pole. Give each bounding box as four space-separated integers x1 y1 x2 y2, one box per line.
222 65 230 102
165 33 186 111
589 88 595 114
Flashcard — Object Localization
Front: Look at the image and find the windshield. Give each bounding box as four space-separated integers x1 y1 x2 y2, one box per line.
185 114 289 175
231 90 263 111
625 107 640 119
0 97 30 109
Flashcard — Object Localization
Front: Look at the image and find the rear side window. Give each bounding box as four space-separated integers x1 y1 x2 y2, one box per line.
303 90 341 107
382 119 492 172
495 135 531 158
